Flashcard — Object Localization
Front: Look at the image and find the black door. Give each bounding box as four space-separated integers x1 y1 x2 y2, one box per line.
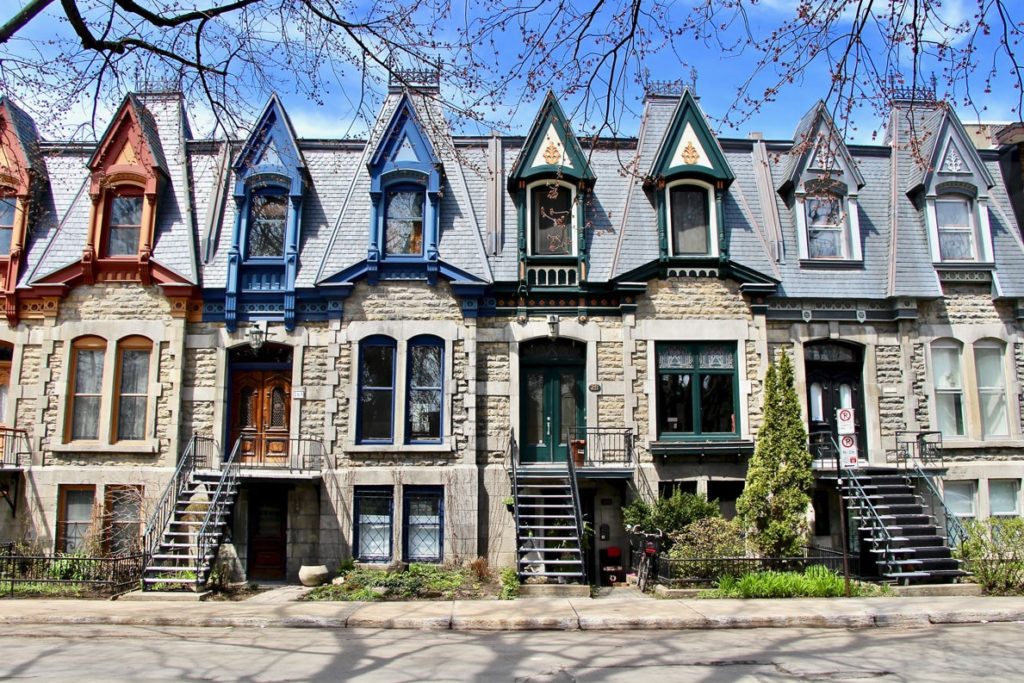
804 341 866 461
248 487 287 580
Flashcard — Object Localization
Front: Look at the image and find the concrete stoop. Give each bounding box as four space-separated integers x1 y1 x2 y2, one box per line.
518 584 591 598
118 590 211 602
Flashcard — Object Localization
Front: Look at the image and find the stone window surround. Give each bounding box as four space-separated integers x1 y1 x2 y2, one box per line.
665 178 719 258
525 179 578 258
349 481 450 565
922 324 1021 446
923 184 994 265
944 464 1024 520
48 320 169 454
638 319 752 444
345 320 458 453
794 185 863 262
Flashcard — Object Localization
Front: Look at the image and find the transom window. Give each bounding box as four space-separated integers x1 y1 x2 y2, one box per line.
531 183 573 256
384 189 424 257
656 342 738 438
358 337 396 443
247 192 287 258
668 184 710 255
805 193 847 258
935 195 975 261
0 194 14 254
106 192 143 257
407 337 443 443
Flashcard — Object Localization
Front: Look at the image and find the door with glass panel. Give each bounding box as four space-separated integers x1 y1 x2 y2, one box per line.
521 365 584 463
804 341 866 461
230 371 291 464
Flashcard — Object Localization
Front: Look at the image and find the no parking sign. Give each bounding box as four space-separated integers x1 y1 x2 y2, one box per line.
839 433 859 468
836 408 855 435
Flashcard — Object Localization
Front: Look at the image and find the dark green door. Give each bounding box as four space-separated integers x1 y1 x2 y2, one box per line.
521 365 583 463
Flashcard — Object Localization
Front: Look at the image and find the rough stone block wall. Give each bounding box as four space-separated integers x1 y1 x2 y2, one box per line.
598 395 625 429
345 281 463 321
301 345 328 441
478 342 510 382
155 342 175 463
875 344 905 437
58 284 173 321
477 395 509 463
19 345 40 385
636 278 752 320
631 340 650 463
41 341 64 445
911 343 930 431
181 400 214 443
921 284 1017 325
745 340 763 435
287 484 321 579
184 349 216 387
451 340 469 454
597 341 623 382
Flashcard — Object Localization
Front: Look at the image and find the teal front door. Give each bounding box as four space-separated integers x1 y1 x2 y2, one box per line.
521 365 584 463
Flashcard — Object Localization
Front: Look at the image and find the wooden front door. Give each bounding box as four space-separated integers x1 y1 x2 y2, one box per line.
248 487 287 580
231 371 291 465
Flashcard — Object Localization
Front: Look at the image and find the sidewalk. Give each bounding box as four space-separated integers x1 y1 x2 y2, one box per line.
2 594 1024 631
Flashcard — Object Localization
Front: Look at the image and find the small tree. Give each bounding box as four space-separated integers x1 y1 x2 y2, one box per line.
736 350 813 557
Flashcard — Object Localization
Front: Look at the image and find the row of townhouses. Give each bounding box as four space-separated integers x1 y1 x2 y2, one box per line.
0 73 1021 586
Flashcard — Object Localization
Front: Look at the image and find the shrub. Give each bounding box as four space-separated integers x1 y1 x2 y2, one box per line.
711 566 858 599
668 518 746 560
499 567 519 600
468 556 490 583
957 518 1024 595
305 564 475 601
622 491 720 538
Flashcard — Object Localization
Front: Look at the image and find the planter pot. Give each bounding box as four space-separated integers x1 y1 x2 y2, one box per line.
298 564 329 587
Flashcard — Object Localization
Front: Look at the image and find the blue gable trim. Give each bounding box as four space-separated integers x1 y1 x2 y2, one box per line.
225 95 307 332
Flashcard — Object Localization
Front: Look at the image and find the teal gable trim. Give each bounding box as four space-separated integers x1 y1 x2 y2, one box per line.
648 90 733 185
507 91 595 188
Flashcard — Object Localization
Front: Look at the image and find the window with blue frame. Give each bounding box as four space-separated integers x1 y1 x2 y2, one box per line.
246 191 288 258
404 487 443 562
358 336 396 443
656 342 738 439
354 487 393 562
407 336 443 443
384 188 424 257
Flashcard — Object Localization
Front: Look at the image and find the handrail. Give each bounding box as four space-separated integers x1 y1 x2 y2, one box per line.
0 426 31 467
569 427 634 468
893 430 964 546
565 436 587 584
194 437 242 589
507 431 520 563
142 434 212 562
844 467 900 577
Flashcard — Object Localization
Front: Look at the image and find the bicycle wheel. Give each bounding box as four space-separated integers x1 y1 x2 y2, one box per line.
637 555 649 593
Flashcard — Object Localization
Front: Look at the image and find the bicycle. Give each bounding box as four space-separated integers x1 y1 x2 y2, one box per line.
628 525 663 593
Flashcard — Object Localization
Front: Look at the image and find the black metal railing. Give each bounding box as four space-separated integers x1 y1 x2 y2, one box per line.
0 427 31 467
0 543 144 597
564 435 587 584
809 430 839 470
570 427 634 468
893 430 944 467
142 434 216 563
845 468 900 576
653 546 862 587
507 431 521 560
194 437 242 589
894 431 966 548
234 436 326 472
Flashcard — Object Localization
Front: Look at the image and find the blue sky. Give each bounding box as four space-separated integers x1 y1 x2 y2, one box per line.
5 0 1021 144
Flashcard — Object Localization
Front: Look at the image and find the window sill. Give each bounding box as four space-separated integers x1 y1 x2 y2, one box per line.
935 438 1021 450
49 441 159 455
798 258 864 270
651 439 754 457
933 261 994 271
347 443 454 454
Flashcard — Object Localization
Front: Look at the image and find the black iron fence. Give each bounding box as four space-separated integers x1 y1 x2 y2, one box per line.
0 427 31 468
637 546 860 587
570 427 634 468
0 543 144 597
235 436 326 472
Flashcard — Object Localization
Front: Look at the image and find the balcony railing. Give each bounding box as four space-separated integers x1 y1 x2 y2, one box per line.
234 436 327 473
570 427 634 469
0 427 31 468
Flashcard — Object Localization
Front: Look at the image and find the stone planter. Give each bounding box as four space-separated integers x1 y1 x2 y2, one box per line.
298 564 329 587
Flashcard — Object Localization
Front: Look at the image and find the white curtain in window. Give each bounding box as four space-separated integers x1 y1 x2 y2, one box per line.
989 480 1019 516
944 481 975 518
932 346 965 437
975 345 1008 437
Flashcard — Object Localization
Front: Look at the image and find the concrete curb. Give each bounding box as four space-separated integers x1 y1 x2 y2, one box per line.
2 600 1024 632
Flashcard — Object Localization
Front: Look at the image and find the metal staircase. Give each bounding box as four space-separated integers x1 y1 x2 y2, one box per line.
141 436 241 591
508 435 586 584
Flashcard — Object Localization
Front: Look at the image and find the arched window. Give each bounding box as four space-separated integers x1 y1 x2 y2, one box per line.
113 336 152 442
667 182 712 255
407 336 443 443
931 340 965 438
67 336 107 441
246 189 288 258
358 336 397 443
104 188 144 257
384 187 425 257
529 181 575 256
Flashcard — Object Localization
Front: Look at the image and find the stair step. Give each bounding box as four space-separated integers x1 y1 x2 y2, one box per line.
145 565 200 573
518 572 585 578
143 577 200 584
519 559 583 565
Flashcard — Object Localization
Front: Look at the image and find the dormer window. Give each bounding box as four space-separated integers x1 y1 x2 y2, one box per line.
935 195 975 261
246 191 287 258
668 182 711 255
529 181 575 256
384 188 424 257
105 191 143 257
0 195 13 254
805 193 847 259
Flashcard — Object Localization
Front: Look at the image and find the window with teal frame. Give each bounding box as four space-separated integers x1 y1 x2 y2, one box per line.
656 342 738 439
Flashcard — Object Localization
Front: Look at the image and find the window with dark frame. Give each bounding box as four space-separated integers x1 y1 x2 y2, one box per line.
404 487 443 563
0 194 15 254
105 192 143 257
246 192 288 258
384 189 424 257
358 337 396 443
114 338 151 442
407 337 443 443
531 183 573 256
68 337 106 441
57 485 95 554
656 342 738 438
669 185 710 255
354 487 393 562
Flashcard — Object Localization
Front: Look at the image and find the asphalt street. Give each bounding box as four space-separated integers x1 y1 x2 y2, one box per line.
0 622 1021 682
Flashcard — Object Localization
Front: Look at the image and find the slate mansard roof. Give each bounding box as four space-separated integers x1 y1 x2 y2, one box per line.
7 88 1024 307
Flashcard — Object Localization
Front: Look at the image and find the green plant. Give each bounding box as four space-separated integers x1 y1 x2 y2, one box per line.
622 491 720 540
736 350 813 557
709 566 857 599
957 518 1024 595
499 567 519 600
47 554 101 582
502 496 515 507
338 557 356 574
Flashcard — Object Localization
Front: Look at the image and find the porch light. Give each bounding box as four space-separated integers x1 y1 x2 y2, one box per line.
547 314 560 340
247 320 268 351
